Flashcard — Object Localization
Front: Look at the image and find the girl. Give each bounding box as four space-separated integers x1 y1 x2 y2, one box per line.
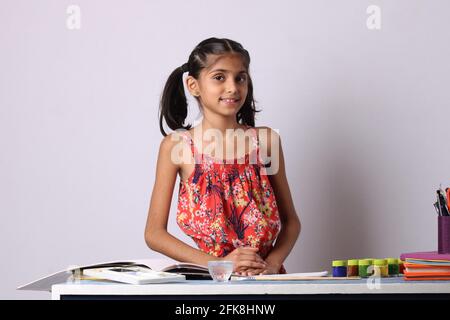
145 37 300 275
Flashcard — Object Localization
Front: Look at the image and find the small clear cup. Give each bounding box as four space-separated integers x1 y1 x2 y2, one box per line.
208 261 234 282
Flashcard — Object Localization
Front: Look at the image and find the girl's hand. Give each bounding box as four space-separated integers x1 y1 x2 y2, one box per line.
259 260 281 275
219 247 267 273
238 260 281 276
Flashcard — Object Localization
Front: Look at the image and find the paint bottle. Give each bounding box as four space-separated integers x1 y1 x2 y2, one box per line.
386 258 399 276
374 259 388 277
347 259 359 277
398 259 405 274
358 259 371 278
365 258 374 276
332 260 347 277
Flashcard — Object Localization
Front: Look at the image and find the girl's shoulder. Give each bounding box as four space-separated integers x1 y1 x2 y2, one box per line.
253 125 278 135
252 126 281 162
160 131 185 150
162 129 196 145
159 131 193 168
254 126 280 152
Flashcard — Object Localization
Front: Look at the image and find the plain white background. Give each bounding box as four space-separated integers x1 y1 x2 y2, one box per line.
1 0 450 299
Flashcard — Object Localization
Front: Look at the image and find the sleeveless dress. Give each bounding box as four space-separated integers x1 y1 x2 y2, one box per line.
176 126 286 273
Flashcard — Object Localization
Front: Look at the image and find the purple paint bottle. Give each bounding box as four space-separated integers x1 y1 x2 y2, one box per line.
332 260 347 277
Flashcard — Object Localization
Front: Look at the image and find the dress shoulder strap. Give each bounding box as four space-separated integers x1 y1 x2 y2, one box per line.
247 126 259 148
179 130 201 163
245 126 262 165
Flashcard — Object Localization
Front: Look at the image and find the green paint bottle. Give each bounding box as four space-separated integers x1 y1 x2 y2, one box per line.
358 259 372 278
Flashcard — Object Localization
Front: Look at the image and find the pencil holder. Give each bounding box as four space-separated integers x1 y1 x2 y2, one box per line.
438 216 450 254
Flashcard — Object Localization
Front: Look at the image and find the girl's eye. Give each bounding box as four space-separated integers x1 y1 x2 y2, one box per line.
213 75 247 82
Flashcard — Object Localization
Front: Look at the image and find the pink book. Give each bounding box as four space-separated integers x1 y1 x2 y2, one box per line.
400 251 450 261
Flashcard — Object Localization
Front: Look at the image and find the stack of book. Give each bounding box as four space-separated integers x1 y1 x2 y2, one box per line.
400 251 450 281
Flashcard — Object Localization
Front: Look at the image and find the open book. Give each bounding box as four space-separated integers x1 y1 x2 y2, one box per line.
82 266 187 285
17 258 212 292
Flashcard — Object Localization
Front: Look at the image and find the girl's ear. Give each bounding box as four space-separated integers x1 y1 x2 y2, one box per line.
185 76 200 97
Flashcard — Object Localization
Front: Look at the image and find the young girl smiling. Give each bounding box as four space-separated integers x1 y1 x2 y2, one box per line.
145 37 300 275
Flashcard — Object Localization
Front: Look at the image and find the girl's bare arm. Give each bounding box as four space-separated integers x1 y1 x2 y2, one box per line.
260 127 301 272
144 134 215 266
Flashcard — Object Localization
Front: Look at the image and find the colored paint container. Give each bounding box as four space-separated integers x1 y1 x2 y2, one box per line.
374 259 388 277
386 258 399 276
332 260 347 277
347 259 359 277
358 259 372 278
398 259 405 274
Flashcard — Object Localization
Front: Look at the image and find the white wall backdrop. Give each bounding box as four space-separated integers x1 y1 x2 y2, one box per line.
1 0 450 299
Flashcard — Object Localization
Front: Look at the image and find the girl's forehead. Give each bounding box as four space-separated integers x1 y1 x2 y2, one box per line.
203 53 247 73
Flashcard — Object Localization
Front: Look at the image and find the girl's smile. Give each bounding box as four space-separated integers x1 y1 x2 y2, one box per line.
220 97 241 106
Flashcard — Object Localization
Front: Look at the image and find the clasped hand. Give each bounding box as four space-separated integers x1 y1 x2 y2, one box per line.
219 247 279 276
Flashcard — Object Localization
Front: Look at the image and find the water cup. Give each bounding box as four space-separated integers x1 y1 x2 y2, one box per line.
208 261 234 282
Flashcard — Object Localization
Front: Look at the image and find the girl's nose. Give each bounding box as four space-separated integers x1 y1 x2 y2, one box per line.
226 80 238 93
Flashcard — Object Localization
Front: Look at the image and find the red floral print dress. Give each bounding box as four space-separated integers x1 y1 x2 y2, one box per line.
176 126 286 273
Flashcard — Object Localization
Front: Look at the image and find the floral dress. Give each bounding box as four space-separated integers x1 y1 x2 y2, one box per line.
176 126 286 273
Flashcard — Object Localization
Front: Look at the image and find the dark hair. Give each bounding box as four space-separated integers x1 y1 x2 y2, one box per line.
158 37 261 136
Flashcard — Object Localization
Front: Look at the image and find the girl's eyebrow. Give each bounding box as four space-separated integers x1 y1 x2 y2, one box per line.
208 69 248 75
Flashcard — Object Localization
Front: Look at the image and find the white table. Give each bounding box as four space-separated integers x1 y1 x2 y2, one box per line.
51 277 450 300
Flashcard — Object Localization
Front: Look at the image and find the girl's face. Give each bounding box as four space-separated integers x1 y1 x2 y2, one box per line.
186 53 249 119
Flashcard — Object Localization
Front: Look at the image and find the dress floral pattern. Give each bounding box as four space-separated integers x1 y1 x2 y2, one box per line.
176 126 286 273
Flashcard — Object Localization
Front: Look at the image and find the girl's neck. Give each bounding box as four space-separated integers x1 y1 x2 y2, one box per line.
190 119 252 162
200 118 246 136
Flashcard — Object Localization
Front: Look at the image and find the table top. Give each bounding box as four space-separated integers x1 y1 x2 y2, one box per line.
51 277 450 300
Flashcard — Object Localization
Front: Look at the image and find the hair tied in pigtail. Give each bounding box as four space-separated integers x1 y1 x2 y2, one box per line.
180 63 189 73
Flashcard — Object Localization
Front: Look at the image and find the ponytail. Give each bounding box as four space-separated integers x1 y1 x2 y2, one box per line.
158 65 191 136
